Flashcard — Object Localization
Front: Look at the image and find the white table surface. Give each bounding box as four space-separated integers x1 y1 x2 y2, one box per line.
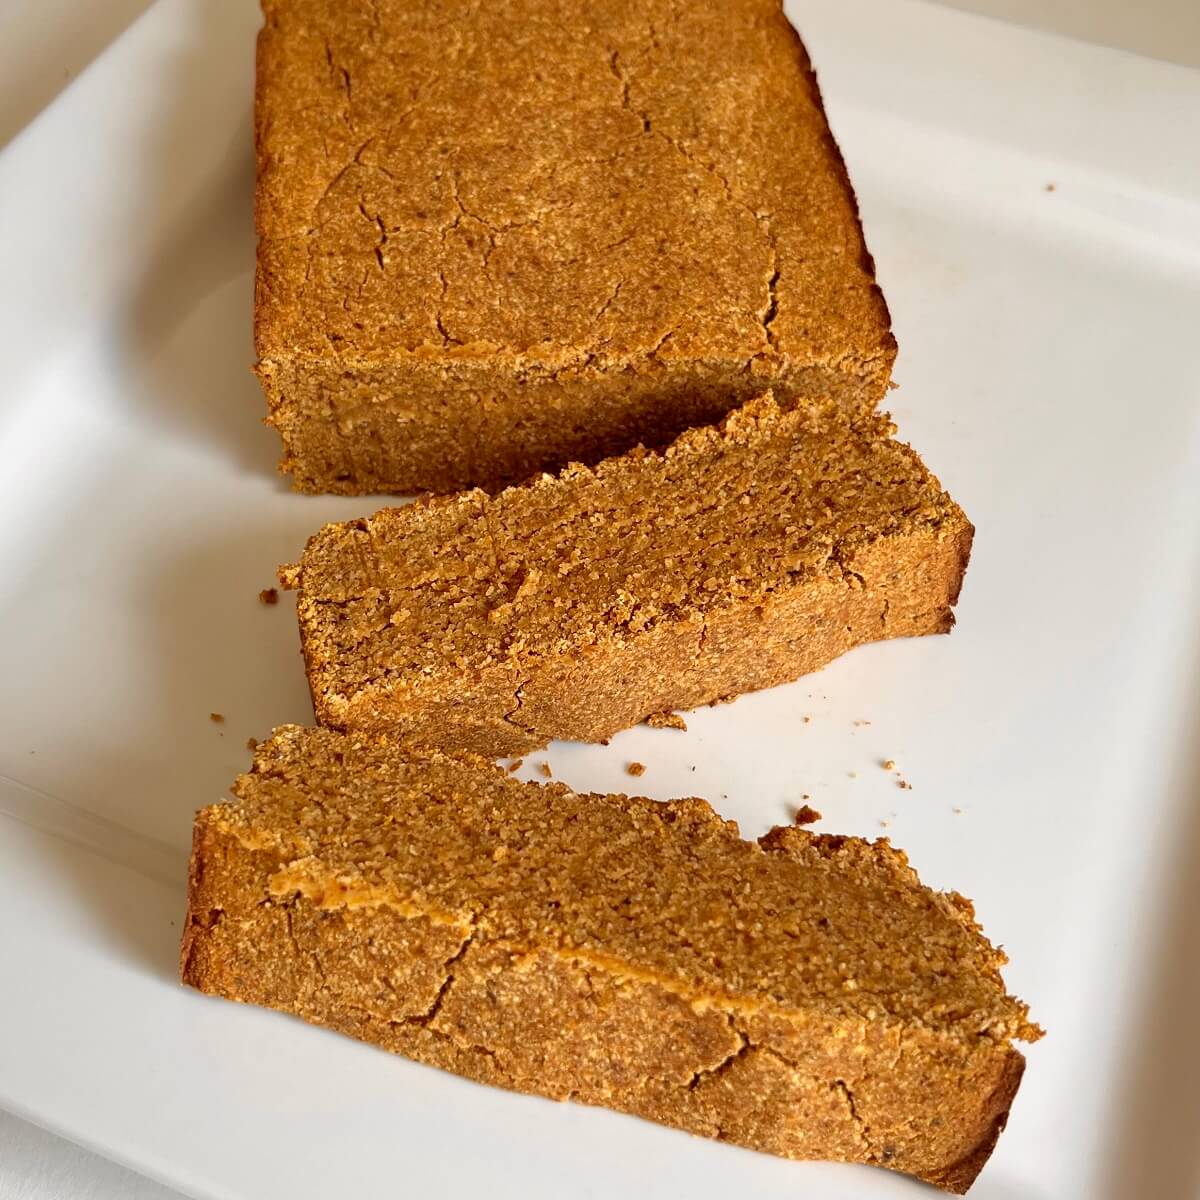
1 1 1194 1197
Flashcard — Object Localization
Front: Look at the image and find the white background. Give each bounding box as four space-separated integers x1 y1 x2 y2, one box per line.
1 0 1196 153
1 1 1196 1197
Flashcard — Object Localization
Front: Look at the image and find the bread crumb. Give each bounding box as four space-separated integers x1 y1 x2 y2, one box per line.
879 819 890 828
801 793 811 801
853 719 871 727
645 711 687 731
881 759 896 771
802 715 812 724
793 804 822 826
848 772 858 780
505 758 523 774
897 780 912 790
536 761 552 778
209 712 224 724
1045 182 1056 192
627 762 646 777
246 737 259 751
258 588 279 605
953 806 964 815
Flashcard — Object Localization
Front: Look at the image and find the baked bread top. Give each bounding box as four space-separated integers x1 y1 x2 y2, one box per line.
255 0 893 376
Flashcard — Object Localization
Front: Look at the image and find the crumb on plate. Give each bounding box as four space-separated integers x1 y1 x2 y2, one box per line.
646 711 687 731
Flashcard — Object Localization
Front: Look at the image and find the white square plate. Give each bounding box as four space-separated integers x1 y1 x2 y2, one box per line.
1 1 1199 1197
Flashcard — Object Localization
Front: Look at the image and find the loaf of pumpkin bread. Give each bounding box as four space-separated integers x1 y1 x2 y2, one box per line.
280 394 973 756
181 727 1039 1193
254 0 895 493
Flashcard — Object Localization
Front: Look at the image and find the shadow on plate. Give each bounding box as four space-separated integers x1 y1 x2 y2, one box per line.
32 819 185 983
1096 651 1200 1199
0 1 155 150
116 0 280 483
27 513 329 983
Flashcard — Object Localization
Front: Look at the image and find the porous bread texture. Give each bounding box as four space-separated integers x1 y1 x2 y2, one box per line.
281 393 973 754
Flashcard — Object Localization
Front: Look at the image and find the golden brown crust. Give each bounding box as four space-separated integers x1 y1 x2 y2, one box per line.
181 729 1038 1192
253 0 895 492
927 1052 1026 1194
776 14 897 370
282 394 973 755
